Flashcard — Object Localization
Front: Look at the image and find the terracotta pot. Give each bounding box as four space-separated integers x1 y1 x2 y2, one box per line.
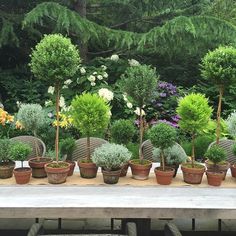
78 160 98 179
102 169 121 184
181 164 205 184
205 160 229 180
230 164 236 177
45 162 70 184
120 163 129 177
13 167 32 184
129 159 152 180
0 161 15 179
66 160 76 176
154 167 174 185
206 171 224 187
28 157 52 178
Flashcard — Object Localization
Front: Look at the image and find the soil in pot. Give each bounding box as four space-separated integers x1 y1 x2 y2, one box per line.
205 160 229 180
129 159 152 180
181 163 205 184
28 157 52 178
0 161 15 179
230 164 236 178
13 167 32 184
45 162 70 184
66 160 76 176
102 169 121 184
78 159 98 179
120 163 129 177
154 167 174 185
206 171 224 187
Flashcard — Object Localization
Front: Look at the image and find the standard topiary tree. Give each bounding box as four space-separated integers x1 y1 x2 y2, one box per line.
121 64 159 162
177 93 213 168
201 46 236 144
30 34 80 163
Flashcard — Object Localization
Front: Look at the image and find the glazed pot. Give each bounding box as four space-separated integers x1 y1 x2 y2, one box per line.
230 164 236 177
78 159 98 179
206 171 224 187
181 164 205 184
28 157 52 178
66 160 76 176
129 159 152 180
102 169 121 184
120 163 129 177
0 161 15 179
154 167 174 185
45 162 70 184
13 167 32 184
205 160 229 180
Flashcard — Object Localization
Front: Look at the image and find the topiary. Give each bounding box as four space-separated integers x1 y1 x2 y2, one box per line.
201 46 236 144
111 119 136 145
148 122 177 171
177 93 213 168
70 93 110 162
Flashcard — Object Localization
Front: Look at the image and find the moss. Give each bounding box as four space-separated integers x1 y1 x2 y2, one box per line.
182 162 204 169
130 159 151 166
47 162 68 168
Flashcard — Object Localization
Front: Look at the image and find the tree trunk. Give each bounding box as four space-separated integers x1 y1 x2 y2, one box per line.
139 107 144 163
55 84 60 163
73 0 88 62
86 135 90 162
161 150 165 171
216 86 224 144
191 133 195 168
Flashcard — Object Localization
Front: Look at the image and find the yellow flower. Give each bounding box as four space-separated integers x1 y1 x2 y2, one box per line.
15 120 24 130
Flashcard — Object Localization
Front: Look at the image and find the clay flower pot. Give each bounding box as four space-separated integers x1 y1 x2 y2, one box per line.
206 171 224 186
78 159 98 179
45 162 70 184
230 164 236 177
28 157 52 178
0 161 15 179
129 159 152 180
13 167 32 184
120 163 129 177
102 169 121 184
154 167 175 185
205 160 229 180
181 164 205 184
66 160 76 176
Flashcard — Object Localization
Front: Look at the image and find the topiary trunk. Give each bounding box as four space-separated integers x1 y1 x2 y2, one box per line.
216 86 224 145
86 136 91 162
139 107 144 164
55 84 60 163
161 150 165 171
191 133 195 168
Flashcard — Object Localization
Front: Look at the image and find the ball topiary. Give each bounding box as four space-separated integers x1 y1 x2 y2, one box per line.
205 145 226 166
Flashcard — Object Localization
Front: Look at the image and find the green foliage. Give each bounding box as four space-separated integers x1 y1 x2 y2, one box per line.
148 123 177 150
0 139 13 162
201 46 236 87
121 64 158 107
226 112 236 139
59 137 76 160
126 142 139 159
70 93 110 137
205 145 226 164
9 142 31 162
177 93 213 135
202 119 229 138
232 143 236 156
111 119 136 144
30 34 80 86
92 143 131 170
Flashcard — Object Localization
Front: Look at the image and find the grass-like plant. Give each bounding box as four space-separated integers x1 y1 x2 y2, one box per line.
60 137 76 161
121 64 158 162
71 93 110 162
30 34 80 163
177 93 213 168
92 143 131 171
201 46 236 144
148 123 177 171
0 139 14 164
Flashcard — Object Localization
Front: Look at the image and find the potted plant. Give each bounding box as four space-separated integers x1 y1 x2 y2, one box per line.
92 143 131 184
70 93 110 178
121 64 159 180
17 103 52 178
60 137 76 176
148 123 177 185
30 34 80 184
204 145 226 186
111 119 136 177
201 46 236 144
177 93 213 184
10 142 32 184
153 143 188 178
0 139 15 179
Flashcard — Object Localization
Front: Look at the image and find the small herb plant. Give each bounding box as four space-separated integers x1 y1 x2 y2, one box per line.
148 123 177 171
92 143 131 171
60 137 76 161
0 139 14 164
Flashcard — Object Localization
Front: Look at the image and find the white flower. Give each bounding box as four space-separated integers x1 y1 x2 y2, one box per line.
128 59 140 66
62 85 68 89
110 54 119 61
134 107 146 116
127 102 133 109
80 67 86 75
59 96 65 108
91 82 96 86
97 75 103 80
48 86 55 94
98 88 114 102
101 65 107 70
123 94 128 102
103 72 108 78
16 101 22 108
45 100 52 107
108 110 112 117
61 105 71 112
64 79 72 85
88 75 96 82
93 72 98 75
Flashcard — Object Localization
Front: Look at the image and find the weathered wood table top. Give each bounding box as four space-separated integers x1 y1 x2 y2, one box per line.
0 185 236 219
